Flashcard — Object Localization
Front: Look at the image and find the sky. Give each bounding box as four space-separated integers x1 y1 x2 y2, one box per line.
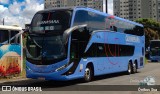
0 0 113 28
108 0 113 15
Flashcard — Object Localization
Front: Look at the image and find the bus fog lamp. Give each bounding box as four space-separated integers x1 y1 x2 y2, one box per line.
55 64 67 72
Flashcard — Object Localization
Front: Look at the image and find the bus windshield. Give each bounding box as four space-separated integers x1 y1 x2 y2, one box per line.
26 35 67 63
26 10 72 65
150 41 160 56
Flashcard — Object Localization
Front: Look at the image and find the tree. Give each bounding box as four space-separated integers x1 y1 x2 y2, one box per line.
135 18 160 48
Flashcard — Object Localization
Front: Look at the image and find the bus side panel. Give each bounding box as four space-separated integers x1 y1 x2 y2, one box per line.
83 31 144 76
93 57 128 76
68 57 129 77
135 45 144 69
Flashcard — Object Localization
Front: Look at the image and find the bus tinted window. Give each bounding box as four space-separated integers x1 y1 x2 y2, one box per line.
74 10 106 31
124 25 144 36
150 41 160 56
74 10 143 36
85 43 135 57
10 31 20 43
73 10 88 26
150 41 160 48
105 17 144 36
31 10 72 34
0 30 9 43
88 12 106 30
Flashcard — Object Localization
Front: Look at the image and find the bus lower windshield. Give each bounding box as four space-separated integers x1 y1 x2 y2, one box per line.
151 49 160 56
26 34 67 65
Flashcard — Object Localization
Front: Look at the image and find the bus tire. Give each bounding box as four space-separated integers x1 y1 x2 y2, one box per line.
127 62 132 75
84 65 93 82
132 62 137 73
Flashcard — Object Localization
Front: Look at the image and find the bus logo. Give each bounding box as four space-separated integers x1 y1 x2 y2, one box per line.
126 35 140 43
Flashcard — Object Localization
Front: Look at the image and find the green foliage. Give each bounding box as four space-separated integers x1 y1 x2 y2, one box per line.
135 18 160 48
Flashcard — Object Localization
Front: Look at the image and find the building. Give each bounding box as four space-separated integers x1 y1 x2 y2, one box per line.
158 0 160 21
44 0 107 13
114 0 160 21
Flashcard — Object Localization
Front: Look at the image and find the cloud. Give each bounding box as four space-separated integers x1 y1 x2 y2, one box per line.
108 0 113 15
0 0 44 28
0 5 10 23
0 0 113 28
0 5 7 13
9 1 24 15
22 0 44 20
0 0 9 4
20 0 44 26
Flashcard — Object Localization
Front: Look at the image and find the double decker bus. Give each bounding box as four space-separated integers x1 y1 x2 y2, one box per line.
26 7 144 81
149 40 160 62
0 25 23 77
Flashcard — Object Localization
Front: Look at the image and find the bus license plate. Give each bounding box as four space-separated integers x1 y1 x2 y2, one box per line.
38 77 45 80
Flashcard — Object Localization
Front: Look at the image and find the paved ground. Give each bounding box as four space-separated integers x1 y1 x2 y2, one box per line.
0 62 160 94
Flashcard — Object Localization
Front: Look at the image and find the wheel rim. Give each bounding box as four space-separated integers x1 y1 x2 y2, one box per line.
85 68 91 80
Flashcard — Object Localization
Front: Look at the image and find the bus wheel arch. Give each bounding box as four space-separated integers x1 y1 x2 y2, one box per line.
132 60 138 73
84 62 94 82
127 60 132 75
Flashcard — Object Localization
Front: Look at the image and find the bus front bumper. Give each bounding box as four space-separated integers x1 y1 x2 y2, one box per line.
26 62 76 81
150 56 160 61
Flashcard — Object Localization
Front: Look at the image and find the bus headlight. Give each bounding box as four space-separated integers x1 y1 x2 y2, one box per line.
26 66 32 71
55 64 67 72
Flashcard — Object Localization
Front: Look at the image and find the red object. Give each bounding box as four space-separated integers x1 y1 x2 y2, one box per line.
108 15 115 19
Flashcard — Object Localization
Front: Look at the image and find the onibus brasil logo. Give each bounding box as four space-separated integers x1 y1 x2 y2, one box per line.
139 76 156 86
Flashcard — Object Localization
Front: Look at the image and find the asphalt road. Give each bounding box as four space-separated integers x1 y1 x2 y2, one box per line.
0 62 160 94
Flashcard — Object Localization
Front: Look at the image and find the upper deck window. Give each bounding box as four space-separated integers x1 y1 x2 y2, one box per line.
31 10 72 34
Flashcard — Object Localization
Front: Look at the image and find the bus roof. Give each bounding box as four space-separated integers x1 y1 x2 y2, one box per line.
0 25 22 31
37 6 76 13
37 6 143 27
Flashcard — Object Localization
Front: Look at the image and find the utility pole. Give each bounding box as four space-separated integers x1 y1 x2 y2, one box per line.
103 0 107 13
3 18 4 25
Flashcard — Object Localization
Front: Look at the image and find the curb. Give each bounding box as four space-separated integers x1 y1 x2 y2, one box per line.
0 77 28 84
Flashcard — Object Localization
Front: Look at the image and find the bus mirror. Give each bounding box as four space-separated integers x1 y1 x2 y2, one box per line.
147 47 150 52
63 24 87 44
146 49 148 52
146 49 149 54
23 29 29 33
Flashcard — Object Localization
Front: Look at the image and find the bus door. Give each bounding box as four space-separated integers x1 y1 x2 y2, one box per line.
68 27 90 74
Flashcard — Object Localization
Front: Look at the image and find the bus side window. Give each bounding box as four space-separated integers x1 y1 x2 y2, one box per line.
0 30 9 44
113 26 117 32
88 12 106 31
10 31 20 44
110 26 117 32
73 10 88 26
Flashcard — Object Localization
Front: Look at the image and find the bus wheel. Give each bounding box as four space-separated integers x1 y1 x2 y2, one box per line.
127 63 132 75
84 65 93 82
132 62 137 73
